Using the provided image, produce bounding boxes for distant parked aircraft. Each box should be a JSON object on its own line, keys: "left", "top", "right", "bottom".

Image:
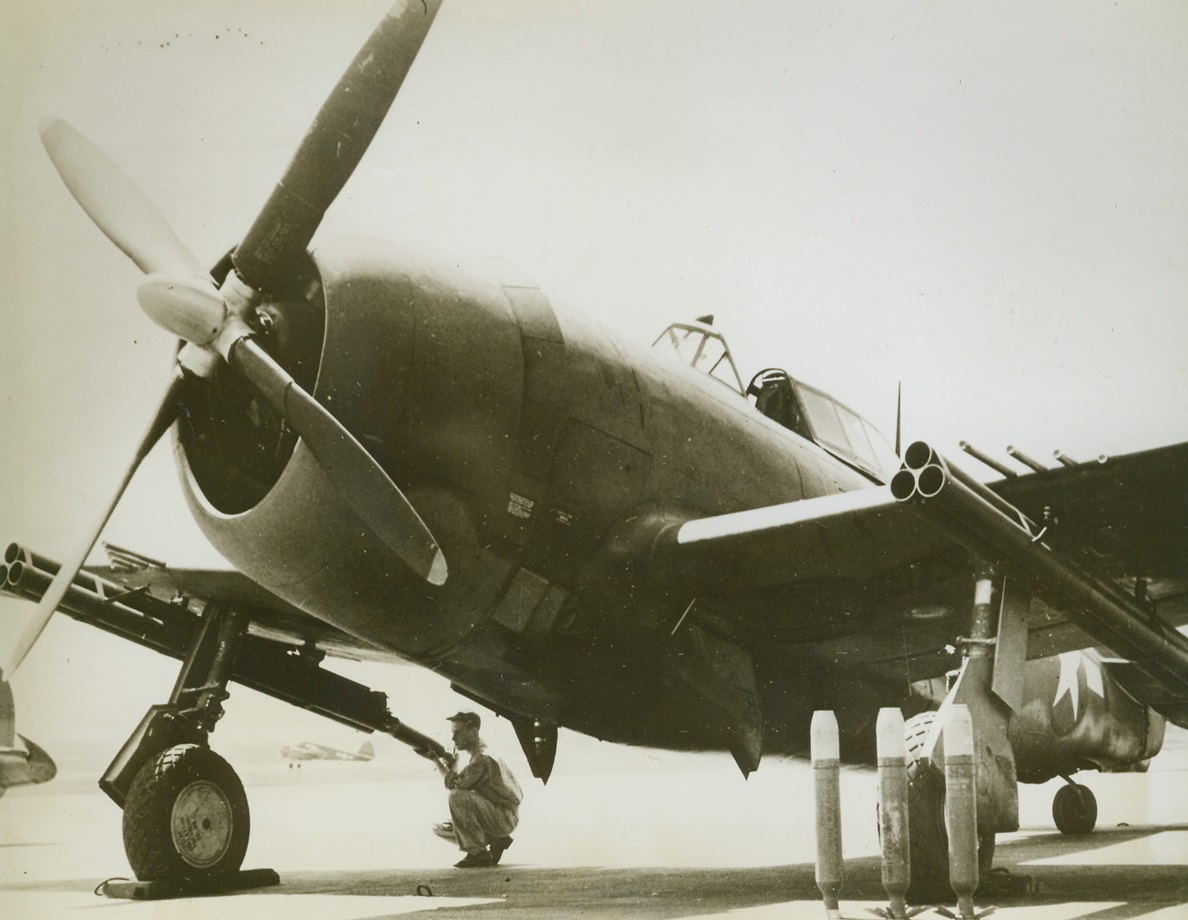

{"left": 281, "top": 740, "right": 375, "bottom": 763}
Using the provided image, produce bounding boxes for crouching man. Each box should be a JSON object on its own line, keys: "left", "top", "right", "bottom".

{"left": 434, "top": 710, "right": 523, "bottom": 868}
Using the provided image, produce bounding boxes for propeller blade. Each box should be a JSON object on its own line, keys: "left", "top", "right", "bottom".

{"left": 229, "top": 337, "right": 447, "bottom": 585}
{"left": 233, "top": 0, "right": 443, "bottom": 293}
{"left": 39, "top": 119, "right": 208, "bottom": 279}
{"left": 27, "top": 0, "right": 450, "bottom": 667}
{"left": 3, "top": 373, "right": 187, "bottom": 676}
{"left": 138, "top": 273, "right": 228, "bottom": 346}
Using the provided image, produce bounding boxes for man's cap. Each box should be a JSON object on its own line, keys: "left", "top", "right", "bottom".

{"left": 447, "top": 710, "right": 481, "bottom": 729}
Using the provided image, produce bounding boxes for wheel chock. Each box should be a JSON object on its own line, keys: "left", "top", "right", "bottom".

{"left": 97, "top": 867, "right": 280, "bottom": 900}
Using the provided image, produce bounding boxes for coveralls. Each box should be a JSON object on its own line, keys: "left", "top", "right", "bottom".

{"left": 444, "top": 744, "right": 522, "bottom": 853}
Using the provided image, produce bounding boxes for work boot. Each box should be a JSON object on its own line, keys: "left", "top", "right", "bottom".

{"left": 454, "top": 850, "right": 494, "bottom": 869}
{"left": 489, "top": 836, "right": 514, "bottom": 865}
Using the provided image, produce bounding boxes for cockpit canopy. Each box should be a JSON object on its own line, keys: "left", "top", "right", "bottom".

{"left": 747, "top": 368, "right": 897, "bottom": 482}
{"left": 651, "top": 320, "right": 897, "bottom": 482}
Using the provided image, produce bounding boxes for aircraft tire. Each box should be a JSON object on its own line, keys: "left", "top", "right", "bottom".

{"left": 1052, "top": 782, "right": 1097, "bottom": 835}
{"left": 122, "top": 743, "right": 250, "bottom": 882}
{"left": 903, "top": 711, "right": 995, "bottom": 901}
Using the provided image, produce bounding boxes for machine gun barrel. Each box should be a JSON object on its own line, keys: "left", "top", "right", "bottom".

{"left": 958, "top": 440, "right": 1017, "bottom": 478}
{"left": 1006, "top": 445, "right": 1049, "bottom": 473}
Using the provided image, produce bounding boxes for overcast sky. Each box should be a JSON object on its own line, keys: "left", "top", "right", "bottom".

{"left": 2, "top": 1, "right": 1186, "bottom": 759}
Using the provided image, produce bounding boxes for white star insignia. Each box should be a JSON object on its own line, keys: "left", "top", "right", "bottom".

{"left": 1053, "top": 651, "right": 1104, "bottom": 720}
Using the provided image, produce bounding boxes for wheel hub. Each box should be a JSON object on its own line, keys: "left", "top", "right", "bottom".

{"left": 171, "top": 779, "right": 234, "bottom": 868}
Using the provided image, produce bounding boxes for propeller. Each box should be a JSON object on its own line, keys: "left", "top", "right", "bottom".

{"left": 234, "top": 0, "right": 444, "bottom": 292}
{"left": 38, "top": 119, "right": 209, "bottom": 279}
{"left": 8, "top": 1, "right": 447, "bottom": 675}
{"left": 3, "top": 374, "right": 187, "bottom": 677}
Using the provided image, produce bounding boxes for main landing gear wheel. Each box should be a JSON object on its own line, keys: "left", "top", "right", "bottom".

{"left": 1052, "top": 781, "right": 1097, "bottom": 835}
{"left": 122, "top": 744, "right": 250, "bottom": 882}
{"left": 903, "top": 711, "right": 995, "bottom": 900}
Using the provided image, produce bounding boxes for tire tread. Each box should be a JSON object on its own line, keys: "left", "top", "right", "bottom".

{"left": 122, "top": 743, "right": 249, "bottom": 882}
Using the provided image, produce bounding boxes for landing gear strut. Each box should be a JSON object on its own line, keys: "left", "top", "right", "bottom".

{"left": 905, "top": 570, "right": 1026, "bottom": 900}
{"left": 101, "top": 601, "right": 252, "bottom": 883}
{"left": 903, "top": 710, "right": 997, "bottom": 899}
{"left": 95, "top": 596, "right": 452, "bottom": 889}
{"left": 1052, "top": 777, "right": 1097, "bottom": 834}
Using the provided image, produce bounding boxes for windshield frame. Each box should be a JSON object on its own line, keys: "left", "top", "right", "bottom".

{"left": 651, "top": 322, "right": 745, "bottom": 394}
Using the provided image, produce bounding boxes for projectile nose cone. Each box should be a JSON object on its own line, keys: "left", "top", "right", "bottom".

{"left": 876, "top": 708, "right": 907, "bottom": 758}
{"left": 137, "top": 273, "right": 227, "bottom": 346}
{"left": 427, "top": 548, "right": 448, "bottom": 587}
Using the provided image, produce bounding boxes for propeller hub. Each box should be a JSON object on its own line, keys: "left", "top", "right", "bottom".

{"left": 138, "top": 274, "right": 227, "bottom": 346}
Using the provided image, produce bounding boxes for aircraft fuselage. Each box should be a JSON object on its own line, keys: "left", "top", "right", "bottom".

{"left": 178, "top": 240, "right": 1161, "bottom": 770}
{"left": 176, "top": 240, "right": 896, "bottom": 761}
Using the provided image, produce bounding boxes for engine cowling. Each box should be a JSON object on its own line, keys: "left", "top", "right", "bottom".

{"left": 176, "top": 240, "right": 525, "bottom": 660}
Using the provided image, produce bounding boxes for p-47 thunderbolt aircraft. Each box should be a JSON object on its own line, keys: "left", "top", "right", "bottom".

{"left": 3, "top": 0, "right": 1186, "bottom": 896}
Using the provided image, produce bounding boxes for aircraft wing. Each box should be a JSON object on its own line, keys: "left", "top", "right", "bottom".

{"left": 2, "top": 541, "right": 453, "bottom": 741}
{"left": 91, "top": 558, "right": 406, "bottom": 664}
{"left": 2, "top": 543, "right": 404, "bottom": 666}
{"left": 992, "top": 442, "right": 1188, "bottom": 585}
{"left": 663, "top": 441, "right": 1188, "bottom": 691}
{"left": 665, "top": 484, "right": 997, "bottom": 683}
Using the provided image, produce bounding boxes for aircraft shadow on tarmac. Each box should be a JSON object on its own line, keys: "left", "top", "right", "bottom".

{"left": 260, "top": 824, "right": 1188, "bottom": 918}
{"left": 271, "top": 863, "right": 842, "bottom": 918}
{"left": 2, "top": 825, "right": 1184, "bottom": 918}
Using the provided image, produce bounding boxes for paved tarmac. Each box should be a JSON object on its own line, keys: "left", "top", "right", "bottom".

{"left": 1, "top": 743, "right": 1185, "bottom": 919}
